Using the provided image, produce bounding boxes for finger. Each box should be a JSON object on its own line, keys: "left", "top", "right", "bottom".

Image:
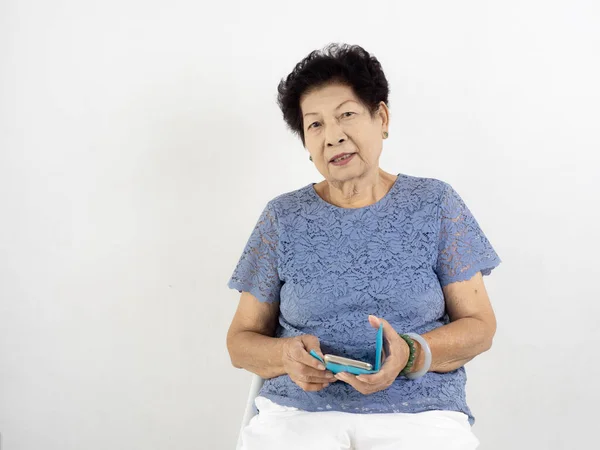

{"left": 355, "top": 355, "right": 402, "bottom": 386}
{"left": 289, "top": 339, "right": 327, "bottom": 371}
{"left": 286, "top": 342, "right": 337, "bottom": 382}
{"left": 368, "top": 314, "right": 381, "bottom": 329}
{"left": 369, "top": 315, "right": 402, "bottom": 351}
{"left": 300, "top": 335, "right": 325, "bottom": 361}
{"left": 355, "top": 372, "right": 383, "bottom": 385}
{"left": 295, "top": 368, "right": 337, "bottom": 384}
{"left": 334, "top": 372, "right": 373, "bottom": 395}
{"left": 355, "top": 369, "right": 392, "bottom": 385}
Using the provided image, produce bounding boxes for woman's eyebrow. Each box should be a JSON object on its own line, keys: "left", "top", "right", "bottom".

{"left": 303, "top": 100, "right": 357, "bottom": 118}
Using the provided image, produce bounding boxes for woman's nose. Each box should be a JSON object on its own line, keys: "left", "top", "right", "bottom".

{"left": 324, "top": 120, "right": 347, "bottom": 146}
{"left": 327, "top": 137, "right": 346, "bottom": 146}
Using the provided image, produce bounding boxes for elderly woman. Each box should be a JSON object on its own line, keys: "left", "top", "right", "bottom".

{"left": 226, "top": 43, "right": 501, "bottom": 450}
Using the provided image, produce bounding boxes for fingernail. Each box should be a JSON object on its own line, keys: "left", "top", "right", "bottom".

{"left": 323, "top": 383, "right": 330, "bottom": 388}
{"left": 356, "top": 376, "right": 366, "bottom": 382}
{"left": 317, "top": 364, "right": 326, "bottom": 370}
{"left": 326, "top": 373, "right": 335, "bottom": 378}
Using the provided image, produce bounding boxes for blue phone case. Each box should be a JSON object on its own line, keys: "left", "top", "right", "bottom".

{"left": 309, "top": 323, "right": 384, "bottom": 375}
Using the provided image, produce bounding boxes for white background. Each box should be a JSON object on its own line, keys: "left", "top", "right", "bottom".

{"left": 1, "top": 1, "right": 599, "bottom": 449}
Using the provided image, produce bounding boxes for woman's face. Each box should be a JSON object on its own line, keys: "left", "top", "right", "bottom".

{"left": 300, "top": 83, "right": 389, "bottom": 183}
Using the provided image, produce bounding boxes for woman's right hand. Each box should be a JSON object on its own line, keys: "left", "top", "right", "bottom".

{"left": 282, "top": 335, "right": 337, "bottom": 392}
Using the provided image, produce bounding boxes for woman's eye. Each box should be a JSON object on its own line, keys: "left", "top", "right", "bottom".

{"left": 308, "top": 114, "right": 352, "bottom": 130}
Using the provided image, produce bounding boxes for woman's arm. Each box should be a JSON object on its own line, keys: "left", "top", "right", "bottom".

{"left": 334, "top": 271, "right": 497, "bottom": 395}
{"left": 226, "top": 291, "right": 288, "bottom": 379}
{"left": 227, "top": 292, "right": 334, "bottom": 391}
{"left": 410, "top": 271, "right": 497, "bottom": 374}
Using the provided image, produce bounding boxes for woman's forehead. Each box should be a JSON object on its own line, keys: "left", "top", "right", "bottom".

{"left": 300, "top": 83, "right": 361, "bottom": 114}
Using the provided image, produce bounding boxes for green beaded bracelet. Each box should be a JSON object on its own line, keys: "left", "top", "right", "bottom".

{"left": 398, "top": 333, "right": 417, "bottom": 376}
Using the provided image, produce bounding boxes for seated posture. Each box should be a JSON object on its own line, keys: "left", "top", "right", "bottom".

{"left": 227, "top": 43, "right": 501, "bottom": 450}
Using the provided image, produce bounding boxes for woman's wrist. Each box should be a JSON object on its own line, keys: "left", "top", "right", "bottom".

{"left": 398, "top": 334, "right": 417, "bottom": 376}
{"left": 397, "top": 333, "right": 431, "bottom": 378}
{"left": 407, "top": 340, "right": 423, "bottom": 374}
{"left": 404, "top": 333, "right": 432, "bottom": 379}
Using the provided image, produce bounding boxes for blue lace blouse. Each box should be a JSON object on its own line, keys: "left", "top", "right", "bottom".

{"left": 228, "top": 173, "right": 501, "bottom": 425}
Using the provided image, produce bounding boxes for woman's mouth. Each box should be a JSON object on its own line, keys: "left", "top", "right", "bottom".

{"left": 330, "top": 153, "right": 356, "bottom": 166}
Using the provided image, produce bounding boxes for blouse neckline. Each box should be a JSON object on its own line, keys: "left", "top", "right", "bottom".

{"left": 308, "top": 173, "right": 405, "bottom": 211}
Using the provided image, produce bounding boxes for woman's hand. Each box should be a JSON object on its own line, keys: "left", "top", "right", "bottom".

{"left": 282, "top": 335, "right": 337, "bottom": 392}
{"left": 334, "top": 315, "right": 410, "bottom": 395}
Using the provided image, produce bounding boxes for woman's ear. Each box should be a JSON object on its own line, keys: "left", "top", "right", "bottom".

{"left": 378, "top": 101, "right": 390, "bottom": 129}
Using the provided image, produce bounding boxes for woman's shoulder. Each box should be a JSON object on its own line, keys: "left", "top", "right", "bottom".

{"left": 263, "top": 183, "right": 317, "bottom": 214}
{"left": 395, "top": 173, "right": 452, "bottom": 202}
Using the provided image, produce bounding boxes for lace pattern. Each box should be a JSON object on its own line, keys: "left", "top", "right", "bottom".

{"left": 227, "top": 173, "right": 501, "bottom": 425}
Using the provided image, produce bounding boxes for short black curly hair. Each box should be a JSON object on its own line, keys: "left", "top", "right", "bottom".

{"left": 277, "top": 43, "right": 390, "bottom": 147}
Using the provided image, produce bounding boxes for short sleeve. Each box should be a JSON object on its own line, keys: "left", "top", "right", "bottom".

{"left": 227, "top": 202, "right": 282, "bottom": 303}
{"left": 434, "top": 183, "right": 501, "bottom": 287}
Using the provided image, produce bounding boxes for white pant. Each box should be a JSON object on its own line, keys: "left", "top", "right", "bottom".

{"left": 241, "top": 396, "right": 480, "bottom": 450}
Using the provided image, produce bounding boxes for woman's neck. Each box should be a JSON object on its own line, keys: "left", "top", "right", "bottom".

{"left": 321, "top": 170, "right": 397, "bottom": 209}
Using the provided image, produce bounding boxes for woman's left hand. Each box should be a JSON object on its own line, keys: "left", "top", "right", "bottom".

{"left": 334, "top": 315, "right": 410, "bottom": 395}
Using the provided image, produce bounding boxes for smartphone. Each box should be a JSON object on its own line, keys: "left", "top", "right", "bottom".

{"left": 324, "top": 354, "right": 373, "bottom": 371}
{"left": 308, "top": 322, "right": 384, "bottom": 375}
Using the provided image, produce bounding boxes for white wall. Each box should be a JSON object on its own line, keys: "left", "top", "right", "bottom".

{"left": 1, "top": 1, "right": 598, "bottom": 449}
